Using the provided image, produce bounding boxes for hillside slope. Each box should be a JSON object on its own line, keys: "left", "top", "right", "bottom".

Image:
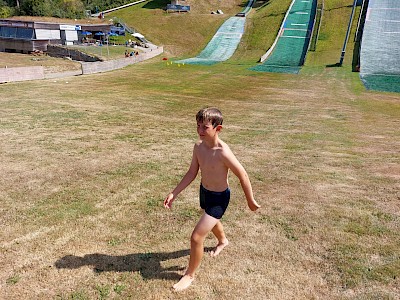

{"left": 0, "top": 0, "right": 358, "bottom": 69}
{"left": 109, "top": 0, "right": 245, "bottom": 56}
{"left": 109, "top": 0, "right": 357, "bottom": 68}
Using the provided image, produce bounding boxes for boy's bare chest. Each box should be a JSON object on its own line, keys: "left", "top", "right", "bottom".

{"left": 197, "top": 148, "right": 225, "bottom": 171}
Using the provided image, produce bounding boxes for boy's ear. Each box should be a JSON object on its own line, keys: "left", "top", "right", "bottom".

{"left": 216, "top": 125, "right": 223, "bottom": 132}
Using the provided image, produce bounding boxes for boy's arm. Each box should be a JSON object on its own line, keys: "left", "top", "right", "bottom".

{"left": 164, "top": 146, "right": 199, "bottom": 209}
{"left": 222, "top": 147, "right": 260, "bottom": 211}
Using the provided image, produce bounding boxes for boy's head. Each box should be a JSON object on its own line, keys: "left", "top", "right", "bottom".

{"left": 196, "top": 107, "right": 223, "bottom": 128}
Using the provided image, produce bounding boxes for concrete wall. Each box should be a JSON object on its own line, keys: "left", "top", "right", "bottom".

{"left": 0, "top": 66, "right": 44, "bottom": 83}
{"left": 0, "top": 46, "right": 163, "bottom": 83}
{"left": 81, "top": 46, "right": 163, "bottom": 74}
{"left": 47, "top": 45, "right": 101, "bottom": 62}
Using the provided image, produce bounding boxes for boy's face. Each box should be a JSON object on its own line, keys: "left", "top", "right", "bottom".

{"left": 197, "top": 120, "right": 221, "bottom": 140}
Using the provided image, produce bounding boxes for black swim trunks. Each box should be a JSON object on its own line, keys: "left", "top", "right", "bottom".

{"left": 199, "top": 184, "right": 230, "bottom": 219}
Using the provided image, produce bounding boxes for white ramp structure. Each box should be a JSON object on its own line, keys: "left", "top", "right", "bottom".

{"left": 175, "top": 0, "right": 254, "bottom": 65}
{"left": 360, "top": 0, "right": 400, "bottom": 92}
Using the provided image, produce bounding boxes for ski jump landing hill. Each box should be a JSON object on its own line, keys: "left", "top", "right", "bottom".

{"left": 251, "top": 0, "right": 317, "bottom": 74}
{"left": 175, "top": 0, "right": 317, "bottom": 72}
{"left": 360, "top": 0, "right": 400, "bottom": 93}
{"left": 175, "top": 0, "right": 255, "bottom": 65}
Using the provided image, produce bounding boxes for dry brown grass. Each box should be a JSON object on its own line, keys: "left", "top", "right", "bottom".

{"left": 1, "top": 0, "right": 400, "bottom": 299}
{"left": 0, "top": 60, "right": 399, "bottom": 299}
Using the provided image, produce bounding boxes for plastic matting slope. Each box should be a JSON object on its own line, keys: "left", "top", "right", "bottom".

{"left": 176, "top": 17, "right": 245, "bottom": 65}
{"left": 175, "top": 0, "right": 255, "bottom": 65}
{"left": 250, "top": 0, "right": 317, "bottom": 74}
{"left": 360, "top": 0, "right": 400, "bottom": 93}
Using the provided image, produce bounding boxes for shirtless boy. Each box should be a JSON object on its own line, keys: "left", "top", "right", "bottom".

{"left": 164, "top": 107, "right": 260, "bottom": 291}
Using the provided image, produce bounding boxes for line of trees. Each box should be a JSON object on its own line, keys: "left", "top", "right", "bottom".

{"left": 0, "top": 0, "right": 136, "bottom": 19}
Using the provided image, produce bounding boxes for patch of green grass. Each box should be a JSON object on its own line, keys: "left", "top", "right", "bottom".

{"left": 46, "top": 110, "right": 87, "bottom": 120}
{"left": 107, "top": 237, "right": 126, "bottom": 247}
{"left": 68, "top": 44, "right": 131, "bottom": 60}
{"left": 96, "top": 284, "right": 111, "bottom": 300}
{"left": 6, "top": 274, "right": 20, "bottom": 285}
{"left": 352, "top": 97, "right": 400, "bottom": 119}
{"left": 335, "top": 244, "right": 370, "bottom": 288}
{"left": 57, "top": 290, "right": 90, "bottom": 300}
{"left": 257, "top": 214, "right": 301, "bottom": 241}
{"left": 318, "top": 32, "right": 328, "bottom": 41}
{"left": 113, "top": 283, "right": 126, "bottom": 295}
{"left": 146, "top": 196, "right": 160, "bottom": 210}
{"left": 113, "top": 133, "right": 140, "bottom": 142}
{"left": 179, "top": 207, "right": 198, "bottom": 219}
{"left": 372, "top": 211, "right": 395, "bottom": 222}
{"left": 343, "top": 217, "right": 389, "bottom": 237}
{"left": 332, "top": 242, "right": 399, "bottom": 289}
{"left": 56, "top": 200, "right": 95, "bottom": 220}
{"left": 27, "top": 188, "right": 98, "bottom": 225}
{"left": 353, "top": 291, "right": 398, "bottom": 300}
{"left": 279, "top": 220, "right": 298, "bottom": 241}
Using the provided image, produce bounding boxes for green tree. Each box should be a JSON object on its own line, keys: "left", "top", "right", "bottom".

{"left": 0, "top": 1, "right": 14, "bottom": 17}
{"left": 0, "top": 5, "right": 13, "bottom": 18}
{"left": 20, "top": 0, "right": 52, "bottom": 16}
{"left": 61, "top": 0, "right": 85, "bottom": 18}
{"left": 3, "top": 0, "right": 135, "bottom": 17}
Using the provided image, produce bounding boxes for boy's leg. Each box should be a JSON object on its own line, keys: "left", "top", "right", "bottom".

{"left": 210, "top": 221, "right": 229, "bottom": 257}
{"left": 173, "top": 213, "right": 219, "bottom": 291}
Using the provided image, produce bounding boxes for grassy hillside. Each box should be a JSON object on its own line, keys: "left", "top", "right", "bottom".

{"left": 1, "top": 55, "right": 399, "bottom": 300}
{"left": 109, "top": 0, "right": 292, "bottom": 60}
{"left": 233, "top": 0, "right": 293, "bottom": 63}
{"left": 306, "top": 0, "right": 361, "bottom": 68}
{"left": 1, "top": 1, "right": 399, "bottom": 300}
{"left": 108, "top": 0, "right": 360, "bottom": 68}
{"left": 1, "top": 0, "right": 360, "bottom": 68}
{"left": 109, "top": 0, "right": 246, "bottom": 57}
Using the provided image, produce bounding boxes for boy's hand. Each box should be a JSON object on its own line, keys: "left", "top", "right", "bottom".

{"left": 164, "top": 193, "right": 174, "bottom": 209}
{"left": 248, "top": 200, "right": 261, "bottom": 211}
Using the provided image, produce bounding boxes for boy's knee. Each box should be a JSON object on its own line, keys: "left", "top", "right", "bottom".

{"left": 190, "top": 232, "right": 205, "bottom": 245}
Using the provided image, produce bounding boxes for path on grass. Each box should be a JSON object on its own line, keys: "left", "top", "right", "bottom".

{"left": 92, "top": 0, "right": 147, "bottom": 17}
{"left": 175, "top": 0, "right": 255, "bottom": 65}
{"left": 360, "top": 0, "right": 400, "bottom": 93}
{"left": 250, "top": 0, "right": 317, "bottom": 74}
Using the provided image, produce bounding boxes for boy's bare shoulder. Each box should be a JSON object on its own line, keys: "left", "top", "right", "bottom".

{"left": 193, "top": 140, "right": 204, "bottom": 154}
{"left": 218, "top": 140, "right": 237, "bottom": 161}
{"left": 219, "top": 139, "right": 232, "bottom": 152}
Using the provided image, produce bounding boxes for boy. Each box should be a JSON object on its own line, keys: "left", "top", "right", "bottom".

{"left": 164, "top": 107, "right": 260, "bottom": 291}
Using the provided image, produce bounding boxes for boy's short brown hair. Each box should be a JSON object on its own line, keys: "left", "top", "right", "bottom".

{"left": 196, "top": 107, "right": 223, "bottom": 128}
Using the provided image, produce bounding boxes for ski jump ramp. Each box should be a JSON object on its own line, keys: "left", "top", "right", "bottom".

{"left": 175, "top": 0, "right": 255, "bottom": 65}
{"left": 250, "top": 0, "right": 317, "bottom": 74}
{"left": 360, "top": 0, "right": 400, "bottom": 93}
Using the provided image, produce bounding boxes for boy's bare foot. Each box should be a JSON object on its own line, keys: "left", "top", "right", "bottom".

{"left": 210, "top": 239, "right": 229, "bottom": 257}
{"left": 173, "top": 275, "right": 194, "bottom": 291}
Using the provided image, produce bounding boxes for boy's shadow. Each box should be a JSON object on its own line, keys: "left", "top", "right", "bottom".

{"left": 55, "top": 248, "right": 213, "bottom": 280}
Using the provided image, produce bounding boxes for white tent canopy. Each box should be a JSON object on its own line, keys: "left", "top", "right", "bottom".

{"left": 132, "top": 32, "right": 144, "bottom": 39}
